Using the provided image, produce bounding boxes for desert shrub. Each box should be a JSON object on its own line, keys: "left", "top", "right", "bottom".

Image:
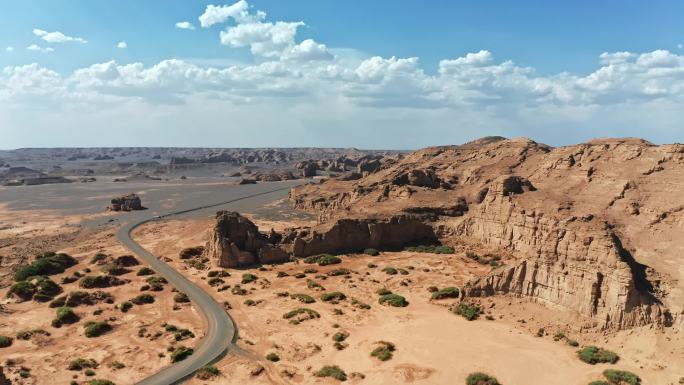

{"left": 427, "top": 286, "right": 438, "bottom": 293}
{"left": 241, "top": 273, "right": 258, "bottom": 284}
{"left": 16, "top": 329, "right": 49, "bottom": 340}
{"left": 8, "top": 280, "right": 37, "bottom": 300}
{"left": 231, "top": 285, "right": 247, "bottom": 295}
{"left": 137, "top": 267, "right": 154, "bottom": 276}
{"left": 102, "top": 263, "right": 130, "bottom": 276}
{"left": 179, "top": 246, "right": 204, "bottom": 259}
{"left": 334, "top": 341, "right": 347, "bottom": 350}
{"left": 84, "top": 321, "right": 112, "bottom": 338}
{"left": 207, "top": 270, "right": 230, "bottom": 278}
{"left": 306, "top": 279, "right": 325, "bottom": 291}
{"left": 84, "top": 369, "right": 96, "bottom": 376}
{"left": 170, "top": 346, "right": 194, "bottom": 362}
{"left": 208, "top": 277, "right": 225, "bottom": 287}
{"left": 321, "top": 291, "right": 347, "bottom": 302}
{"left": 602, "top": 369, "right": 640, "bottom": 385}
{"left": 120, "top": 301, "right": 133, "bottom": 313}
{"left": 568, "top": 339, "right": 579, "bottom": 347}
{"left": 364, "top": 248, "right": 380, "bottom": 256}
{"left": 455, "top": 303, "right": 481, "bottom": 321}
{"left": 55, "top": 306, "right": 80, "bottom": 324}
{"left": 588, "top": 382, "right": 610, "bottom": 385}
{"left": 382, "top": 267, "right": 398, "bottom": 275}
{"left": 332, "top": 331, "right": 349, "bottom": 342}
{"left": 68, "top": 358, "right": 99, "bottom": 371}
{"left": 283, "top": 308, "right": 320, "bottom": 324}
{"left": 327, "top": 268, "right": 351, "bottom": 276}
{"left": 244, "top": 299, "right": 256, "bottom": 306}
{"left": 370, "top": 341, "right": 395, "bottom": 361}
{"left": 174, "top": 328, "right": 195, "bottom": 341}
{"left": 91, "top": 253, "right": 109, "bottom": 264}
{"left": 79, "top": 275, "right": 125, "bottom": 289}
{"left": 291, "top": 293, "right": 316, "bottom": 304}
{"left": 87, "top": 380, "right": 115, "bottom": 385}
{"left": 378, "top": 294, "right": 408, "bottom": 307}
{"left": 315, "top": 365, "right": 347, "bottom": 381}
{"left": 404, "top": 245, "right": 455, "bottom": 254}
{"left": 196, "top": 365, "right": 220, "bottom": 380}
{"left": 174, "top": 293, "right": 190, "bottom": 303}
{"left": 0, "top": 335, "right": 12, "bottom": 348}
{"left": 367, "top": 263, "right": 378, "bottom": 268}
{"left": 131, "top": 294, "right": 155, "bottom": 305}
{"left": 318, "top": 255, "right": 342, "bottom": 266}
{"left": 276, "top": 271, "right": 289, "bottom": 278}
{"left": 553, "top": 331, "right": 566, "bottom": 341}
{"left": 14, "top": 252, "right": 78, "bottom": 281}
{"left": 431, "top": 287, "right": 460, "bottom": 300}
{"left": 466, "top": 372, "right": 500, "bottom": 385}
{"left": 109, "top": 361, "right": 125, "bottom": 370}
{"left": 578, "top": 346, "right": 619, "bottom": 365}
{"left": 145, "top": 276, "right": 167, "bottom": 285}
{"left": 265, "top": 352, "right": 280, "bottom": 362}
{"left": 351, "top": 298, "right": 371, "bottom": 310}
{"left": 376, "top": 287, "right": 392, "bottom": 295}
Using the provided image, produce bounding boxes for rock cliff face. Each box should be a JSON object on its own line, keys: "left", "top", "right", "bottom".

{"left": 289, "top": 137, "right": 682, "bottom": 330}
{"left": 205, "top": 211, "right": 436, "bottom": 268}
{"left": 108, "top": 193, "right": 145, "bottom": 212}
{"left": 0, "top": 366, "right": 10, "bottom": 385}
{"left": 454, "top": 177, "right": 665, "bottom": 330}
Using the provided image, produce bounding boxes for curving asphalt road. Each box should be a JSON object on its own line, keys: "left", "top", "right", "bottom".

{"left": 117, "top": 185, "right": 296, "bottom": 385}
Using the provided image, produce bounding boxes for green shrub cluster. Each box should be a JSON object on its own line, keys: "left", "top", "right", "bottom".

{"left": 454, "top": 303, "right": 481, "bottom": 320}
{"left": 431, "top": 287, "right": 459, "bottom": 300}
{"left": 196, "top": 365, "right": 220, "bottom": 380}
{"left": 601, "top": 369, "right": 640, "bottom": 385}
{"left": 136, "top": 267, "right": 154, "bottom": 276}
{"left": 327, "top": 268, "right": 351, "bottom": 276}
{"left": 314, "top": 365, "right": 347, "bottom": 381}
{"left": 0, "top": 335, "right": 12, "bottom": 348}
{"left": 378, "top": 294, "right": 408, "bottom": 307}
{"left": 16, "top": 329, "right": 50, "bottom": 340}
{"left": 332, "top": 331, "right": 349, "bottom": 342}
{"left": 465, "top": 252, "right": 502, "bottom": 267}
{"left": 382, "top": 267, "right": 398, "bottom": 275}
{"left": 371, "top": 341, "right": 395, "bottom": 361}
{"left": 131, "top": 294, "right": 155, "bottom": 305}
{"left": 79, "top": 275, "right": 125, "bottom": 289}
{"left": 241, "top": 273, "right": 258, "bottom": 284}
{"left": 9, "top": 276, "right": 63, "bottom": 302}
{"left": 404, "top": 245, "right": 455, "bottom": 254}
{"left": 351, "top": 298, "right": 371, "bottom": 310}
{"left": 68, "top": 358, "right": 99, "bottom": 371}
{"left": 170, "top": 346, "right": 194, "bottom": 363}
{"left": 179, "top": 246, "right": 204, "bottom": 259}
{"left": 265, "top": 352, "right": 280, "bottom": 362}
{"left": 283, "top": 308, "right": 320, "bottom": 324}
{"left": 87, "top": 380, "right": 115, "bottom": 385}
{"left": 304, "top": 254, "right": 342, "bottom": 266}
{"left": 84, "top": 321, "right": 112, "bottom": 338}
{"left": 290, "top": 293, "right": 316, "bottom": 304}
{"left": 364, "top": 248, "right": 380, "bottom": 256}
{"left": 14, "top": 252, "right": 78, "bottom": 281}
{"left": 174, "top": 293, "right": 190, "bottom": 303}
{"left": 54, "top": 306, "right": 80, "bottom": 326}
{"left": 321, "top": 291, "right": 347, "bottom": 302}
{"left": 465, "top": 372, "right": 500, "bottom": 385}
{"left": 578, "top": 346, "right": 619, "bottom": 365}
{"left": 307, "top": 279, "right": 325, "bottom": 290}
{"left": 120, "top": 301, "right": 133, "bottom": 313}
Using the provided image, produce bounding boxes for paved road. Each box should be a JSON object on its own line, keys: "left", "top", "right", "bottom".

{"left": 117, "top": 185, "right": 296, "bottom": 385}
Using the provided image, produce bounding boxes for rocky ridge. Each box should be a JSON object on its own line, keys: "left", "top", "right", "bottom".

{"left": 287, "top": 137, "right": 684, "bottom": 330}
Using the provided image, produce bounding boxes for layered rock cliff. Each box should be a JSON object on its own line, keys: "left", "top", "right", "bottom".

{"left": 288, "top": 137, "right": 682, "bottom": 330}
{"left": 205, "top": 211, "right": 436, "bottom": 268}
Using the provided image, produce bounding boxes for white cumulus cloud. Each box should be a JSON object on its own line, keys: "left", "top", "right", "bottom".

{"left": 117, "top": 41, "right": 127, "bottom": 49}
{"left": 26, "top": 44, "right": 54, "bottom": 53}
{"left": 199, "top": 0, "right": 264, "bottom": 28}
{"left": 33, "top": 29, "right": 87, "bottom": 44}
{"left": 175, "top": 21, "right": 195, "bottom": 30}
{"left": 5, "top": 46, "right": 13, "bottom": 52}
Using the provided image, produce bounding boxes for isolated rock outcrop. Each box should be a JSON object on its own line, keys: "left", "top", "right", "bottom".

{"left": 108, "top": 193, "right": 145, "bottom": 212}
{"left": 206, "top": 211, "right": 436, "bottom": 268}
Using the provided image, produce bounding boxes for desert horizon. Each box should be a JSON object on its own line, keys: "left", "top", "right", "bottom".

{"left": 2, "top": 1, "right": 683, "bottom": 385}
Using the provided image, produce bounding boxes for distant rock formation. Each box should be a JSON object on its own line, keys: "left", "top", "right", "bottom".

{"left": 205, "top": 211, "right": 436, "bottom": 268}
{"left": 108, "top": 193, "right": 145, "bottom": 212}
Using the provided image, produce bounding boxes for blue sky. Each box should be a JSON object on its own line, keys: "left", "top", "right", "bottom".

{"left": 1, "top": 1, "right": 683, "bottom": 149}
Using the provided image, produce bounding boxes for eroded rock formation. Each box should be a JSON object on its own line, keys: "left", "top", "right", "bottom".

{"left": 288, "top": 137, "right": 681, "bottom": 330}
{"left": 108, "top": 193, "right": 145, "bottom": 212}
{"left": 206, "top": 211, "right": 436, "bottom": 268}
